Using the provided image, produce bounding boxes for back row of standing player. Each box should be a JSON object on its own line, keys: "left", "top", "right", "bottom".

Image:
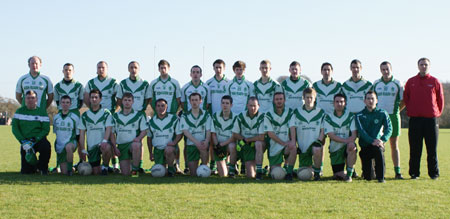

{"left": 14, "top": 56, "right": 419, "bottom": 179}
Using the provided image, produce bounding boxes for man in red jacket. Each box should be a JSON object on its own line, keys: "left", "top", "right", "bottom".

{"left": 403, "top": 58, "right": 444, "bottom": 180}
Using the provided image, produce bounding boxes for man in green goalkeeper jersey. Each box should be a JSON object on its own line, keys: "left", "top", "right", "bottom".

{"left": 323, "top": 93, "right": 358, "bottom": 182}
{"left": 254, "top": 60, "right": 283, "bottom": 113}
{"left": 16, "top": 56, "right": 54, "bottom": 111}
{"left": 265, "top": 92, "right": 297, "bottom": 180}
{"left": 231, "top": 97, "right": 265, "bottom": 179}
{"left": 179, "top": 92, "right": 211, "bottom": 176}
{"left": 148, "top": 98, "right": 183, "bottom": 177}
{"left": 290, "top": 88, "right": 325, "bottom": 180}
{"left": 53, "top": 95, "right": 80, "bottom": 176}
{"left": 12, "top": 90, "right": 51, "bottom": 175}
{"left": 211, "top": 95, "right": 236, "bottom": 177}
{"left": 111, "top": 93, "right": 148, "bottom": 177}
{"left": 79, "top": 89, "right": 114, "bottom": 175}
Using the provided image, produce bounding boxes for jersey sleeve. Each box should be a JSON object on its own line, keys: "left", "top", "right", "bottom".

{"left": 144, "top": 81, "right": 151, "bottom": 99}
{"left": 105, "top": 112, "right": 114, "bottom": 127}
{"left": 116, "top": 82, "right": 124, "bottom": 99}
{"left": 231, "top": 115, "right": 241, "bottom": 134}
{"left": 323, "top": 116, "right": 333, "bottom": 135}
{"left": 179, "top": 116, "right": 188, "bottom": 131}
{"left": 15, "top": 77, "right": 23, "bottom": 94}
{"left": 206, "top": 86, "right": 212, "bottom": 104}
{"left": 350, "top": 116, "right": 357, "bottom": 132}
{"left": 180, "top": 84, "right": 187, "bottom": 103}
{"left": 78, "top": 114, "right": 87, "bottom": 130}
{"left": 205, "top": 114, "right": 211, "bottom": 131}
{"left": 264, "top": 114, "right": 274, "bottom": 132}
{"left": 175, "top": 118, "right": 182, "bottom": 135}
{"left": 84, "top": 81, "right": 91, "bottom": 94}
{"left": 53, "top": 84, "right": 60, "bottom": 103}
{"left": 355, "top": 113, "right": 375, "bottom": 145}
{"left": 258, "top": 115, "right": 265, "bottom": 135}
{"left": 46, "top": 76, "right": 54, "bottom": 94}
{"left": 248, "top": 82, "right": 255, "bottom": 97}
{"left": 175, "top": 80, "right": 181, "bottom": 99}
{"left": 139, "top": 114, "right": 148, "bottom": 131}
{"left": 78, "top": 83, "right": 84, "bottom": 101}
{"left": 210, "top": 114, "right": 217, "bottom": 133}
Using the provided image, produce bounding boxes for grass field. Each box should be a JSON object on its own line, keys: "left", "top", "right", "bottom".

{"left": 0, "top": 126, "right": 449, "bottom": 218}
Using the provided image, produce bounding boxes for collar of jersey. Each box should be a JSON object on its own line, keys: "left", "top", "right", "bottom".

{"left": 120, "top": 109, "right": 135, "bottom": 116}
{"left": 158, "top": 76, "right": 171, "bottom": 83}
{"left": 380, "top": 76, "right": 394, "bottom": 84}
{"left": 214, "top": 75, "right": 226, "bottom": 82}
{"left": 129, "top": 76, "right": 140, "bottom": 83}
{"left": 233, "top": 76, "right": 246, "bottom": 84}
{"left": 246, "top": 110, "right": 259, "bottom": 119}
{"left": 272, "top": 105, "right": 285, "bottom": 116}
{"left": 220, "top": 111, "right": 233, "bottom": 121}
{"left": 190, "top": 80, "right": 204, "bottom": 88}
{"left": 258, "top": 77, "right": 272, "bottom": 85}
{"left": 303, "top": 104, "right": 316, "bottom": 112}
{"left": 97, "top": 76, "right": 108, "bottom": 82}
{"left": 29, "top": 71, "right": 40, "bottom": 79}
{"left": 321, "top": 78, "right": 335, "bottom": 86}
{"left": 290, "top": 76, "right": 301, "bottom": 83}
{"left": 333, "top": 109, "right": 347, "bottom": 118}
{"left": 348, "top": 76, "right": 364, "bottom": 83}
{"left": 188, "top": 109, "right": 204, "bottom": 119}
{"left": 156, "top": 113, "right": 169, "bottom": 120}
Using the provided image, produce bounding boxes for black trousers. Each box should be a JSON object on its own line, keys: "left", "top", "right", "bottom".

{"left": 359, "top": 145, "right": 385, "bottom": 180}
{"left": 20, "top": 137, "right": 51, "bottom": 174}
{"left": 408, "top": 117, "right": 439, "bottom": 178}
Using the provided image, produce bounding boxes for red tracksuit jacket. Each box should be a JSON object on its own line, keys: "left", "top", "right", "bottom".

{"left": 403, "top": 73, "right": 444, "bottom": 118}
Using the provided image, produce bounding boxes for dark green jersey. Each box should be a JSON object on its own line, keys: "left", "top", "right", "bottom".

{"left": 355, "top": 107, "right": 392, "bottom": 147}
{"left": 12, "top": 106, "right": 50, "bottom": 143}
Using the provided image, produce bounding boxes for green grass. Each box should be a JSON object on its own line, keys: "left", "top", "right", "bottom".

{"left": 0, "top": 126, "right": 449, "bottom": 218}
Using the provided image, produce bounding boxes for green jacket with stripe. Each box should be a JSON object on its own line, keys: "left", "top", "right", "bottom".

{"left": 11, "top": 106, "right": 50, "bottom": 143}
{"left": 354, "top": 107, "right": 392, "bottom": 147}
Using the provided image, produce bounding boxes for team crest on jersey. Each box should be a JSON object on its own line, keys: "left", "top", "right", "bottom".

{"left": 39, "top": 82, "right": 42, "bottom": 85}
{"left": 391, "top": 87, "right": 395, "bottom": 91}
{"left": 237, "top": 87, "right": 241, "bottom": 91}
{"left": 61, "top": 121, "right": 65, "bottom": 126}
{"left": 374, "top": 119, "right": 379, "bottom": 124}
{"left": 67, "top": 122, "right": 71, "bottom": 127}
{"left": 163, "top": 85, "right": 166, "bottom": 89}
{"left": 32, "top": 81, "right": 36, "bottom": 85}
{"left": 168, "top": 86, "right": 172, "bottom": 91}
{"left": 244, "top": 87, "right": 247, "bottom": 91}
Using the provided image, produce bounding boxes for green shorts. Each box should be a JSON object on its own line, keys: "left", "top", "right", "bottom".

{"left": 186, "top": 145, "right": 200, "bottom": 162}
{"left": 154, "top": 148, "right": 166, "bottom": 165}
{"left": 269, "top": 148, "right": 286, "bottom": 166}
{"left": 329, "top": 146, "right": 346, "bottom": 166}
{"left": 389, "top": 113, "right": 401, "bottom": 137}
{"left": 118, "top": 142, "right": 132, "bottom": 161}
{"left": 298, "top": 146, "right": 313, "bottom": 167}
{"left": 56, "top": 141, "right": 77, "bottom": 165}
{"left": 88, "top": 146, "right": 101, "bottom": 165}
{"left": 239, "top": 143, "right": 256, "bottom": 162}
{"left": 213, "top": 145, "right": 228, "bottom": 161}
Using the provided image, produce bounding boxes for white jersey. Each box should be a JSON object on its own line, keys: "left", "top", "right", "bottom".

{"left": 206, "top": 76, "right": 229, "bottom": 114}
{"left": 85, "top": 76, "right": 119, "bottom": 112}
{"left": 341, "top": 77, "right": 372, "bottom": 113}
{"left": 264, "top": 108, "right": 294, "bottom": 156}
{"left": 78, "top": 108, "right": 113, "bottom": 150}
{"left": 232, "top": 111, "right": 265, "bottom": 139}
{"left": 179, "top": 110, "right": 211, "bottom": 146}
{"left": 112, "top": 110, "right": 148, "bottom": 145}
{"left": 149, "top": 76, "right": 181, "bottom": 114}
{"left": 16, "top": 72, "right": 54, "bottom": 111}
{"left": 225, "top": 76, "right": 255, "bottom": 114}
{"left": 54, "top": 79, "right": 84, "bottom": 111}
{"left": 281, "top": 76, "right": 311, "bottom": 111}
{"left": 116, "top": 77, "right": 151, "bottom": 112}
{"left": 147, "top": 114, "right": 181, "bottom": 150}
{"left": 211, "top": 111, "right": 237, "bottom": 143}
{"left": 254, "top": 78, "right": 283, "bottom": 113}
{"left": 323, "top": 110, "right": 356, "bottom": 153}
{"left": 313, "top": 79, "right": 342, "bottom": 114}
{"left": 53, "top": 111, "right": 80, "bottom": 153}
{"left": 181, "top": 81, "right": 211, "bottom": 112}
{"left": 292, "top": 106, "right": 325, "bottom": 152}
{"left": 373, "top": 77, "right": 403, "bottom": 115}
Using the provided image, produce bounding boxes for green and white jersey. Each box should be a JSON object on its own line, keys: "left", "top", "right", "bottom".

{"left": 147, "top": 114, "right": 181, "bottom": 150}
{"left": 112, "top": 110, "right": 148, "bottom": 145}
{"left": 181, "top": 81, "right": 211, "bottom": 112}
{"left": 206, "top": 76, "right": 229, "bottom": 114}
{"left": 292, "top": 106, "right": 325, "bottom": 152}
{"left": 78, "top": 108, "right": 113, "bottom": 150}
{"left": 281, "top": 76, "right": 311, "bottom": 111}
{"left": 232, "top": 111, "right": 265, "bottom": 139}
{"left": 53, "top": 111, "right": 80, "bottom": 153}
{"left": 54, "top": 79, "right": 84, "bottom": 111}
{"left": 323, "top": 110, "right": 356, "bottom": 153}
{"left": 16, "top": 72, "right": 54, "bottom": 111}
{"left": 264, "top": 107, "right": 294, "bottom": 156}
{"left": 179, "top": 110, "right": 211, "bottom": 146}
{"left": 373, "top": 77, "right": 403, "bottom": 115}
{"left": 211, "top": 111, "right": 236, "bottom": 143}
{"left": 341, "top": 78, "right": 372, "bottom": 113}
{"left": 313, "top": 79, "right": 342, "bottom": 114}
{"left": 117, "top": 77, "right": 151, "bottom": 112}
{"left": 149, "top": 76, "right": 181, "bottom": 114}
{"left": 85, "top": 76, "right": 119, "bottom": 112}
{"left": 254, "top": 77, "right": 283, "bottom": 113}
{"left": 225, "top": 76, "right": 255, "bottom": 114}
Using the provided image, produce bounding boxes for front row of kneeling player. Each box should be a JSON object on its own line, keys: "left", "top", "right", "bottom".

{"left": 50, "top": 86, "right": 391, "bottom": 182}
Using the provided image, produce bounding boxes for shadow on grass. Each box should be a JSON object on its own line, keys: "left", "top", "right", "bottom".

{"left": 0, "top": 172, "right": 352, "bottom": 185}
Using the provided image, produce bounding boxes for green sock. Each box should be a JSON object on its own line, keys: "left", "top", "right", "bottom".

{"left": 168, "top": 166, "right": 176, "bottom": 174}
{"left": 112, "top": 157, "right": 119, "bottom": 165}
{"left": 229, "top": 165, "right": 235, "bottom": 174}
{"left": 139, "top": 160, "right": 143, "bottom": 169}
{"left": 185, "top": 161, "right": 188, "bottom": 169}
{"left": 346, "top": 167, "right": 354, "bottom": 177}
{"left": 67, "top": 162, "right": 73, "bottom": 173}
{"left": 320, "top": 162, "right": 324, "bottom": 172}
{"left": 256, "top": 164, "right": 263, "bottom": 173}
{"left": 287, "top": 165, "right": 294, "bottom": 174}
{"left": 132, "top": 165, "right": 139, "bottom": 171}
{"left": 394, "top": 166, "right": 401, "bottom": 174}
{"left": 313, "top": 167, "right": 321, "bottom": 174}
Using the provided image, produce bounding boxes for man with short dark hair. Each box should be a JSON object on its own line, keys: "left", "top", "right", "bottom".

{"left": 355, "top": 91, "right": 392, "bottom": 183}
{"left": 404, "top": 58, "right": 444, "bottom": 180}
{"left": 12, "top": 90, "right": 51, "bottom": 175}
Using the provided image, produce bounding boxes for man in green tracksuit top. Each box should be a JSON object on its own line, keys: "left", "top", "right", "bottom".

{"left": 355, "top": 90, "right": 392, "bottom": 182}
{"left": 12, "top": 90, "right": 51, "bottom": 175}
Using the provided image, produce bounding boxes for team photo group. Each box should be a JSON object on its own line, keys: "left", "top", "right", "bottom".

{"left": 12, "top": 55, "right": 444, "bottom": 183}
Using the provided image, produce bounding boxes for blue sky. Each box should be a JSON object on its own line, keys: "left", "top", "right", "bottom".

{"left": 1, "top": 0, "right": 449, "bottom": 99}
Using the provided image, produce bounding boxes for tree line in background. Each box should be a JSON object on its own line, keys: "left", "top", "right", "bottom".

{"left": 1, "top": 80, "right": 449, "bottom": 128}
